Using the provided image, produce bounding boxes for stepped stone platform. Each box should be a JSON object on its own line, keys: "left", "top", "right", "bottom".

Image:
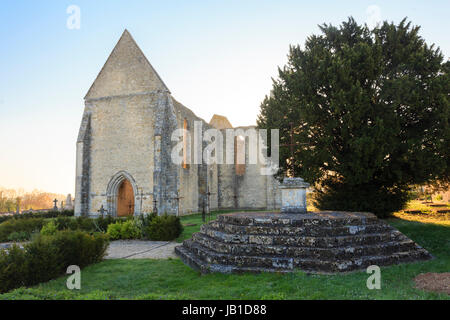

{"left": 175, "top": 211, "right": 433, "bottom": 274}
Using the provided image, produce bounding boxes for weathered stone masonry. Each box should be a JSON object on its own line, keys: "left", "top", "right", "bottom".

{"left": 75, "top": 30, "right": 281, "bottom": 217}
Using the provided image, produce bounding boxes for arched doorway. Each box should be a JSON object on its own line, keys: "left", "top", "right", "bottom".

{"left": 106, "top": 171, "right": 138, "bottom": 217}
{"left": 117, "top": 179, "right": 135, "bottom": 216}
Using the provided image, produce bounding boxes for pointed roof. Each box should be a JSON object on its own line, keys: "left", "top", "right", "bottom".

{"left": 209, "top": 114, "right": 233, "bottom": 129}
{"left": 85, "top": 29, "right": 169, "bottom": 100}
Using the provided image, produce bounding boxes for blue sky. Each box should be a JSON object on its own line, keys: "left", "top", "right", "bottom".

{"left": 0, "top": 0, "right": 448, "bottom": 195}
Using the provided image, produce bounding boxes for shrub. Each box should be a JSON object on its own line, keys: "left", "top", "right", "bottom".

{"left": 106, "top": 220, "right": 140, "bottom": 240}
{"left": 23, "top": 235, "right": 61, "bottom": 285}
{"left": 54, "top": 217, "right": 72, "bottom": 230}
{"left": 106, "top": 222, "right": 122, "bottom": 240}
{"left": 0, "top": 210, "right": 74, "bottom": 224}
{"left": 81, "top": 217, "right": 97, "bottom": 231}
{"left": 0, "top": 245, "right": 28, "bottom": 293}
{"left": 314, "top": 184, "right": 409, "bottom": 219}
{"left": 40, "top": 220, "right": 58, "bottom": 236}
{"left": 120, "top": 220, "right": 140, "bottom": 239}
{"left": 0, "top": 230, "right": 109, "bottom": 293}
{"left": 47, "top": 230, "right": 109, "bottom": 269}
{"left": 0, "top": 218, "right": 45, "bottom": 242}
{"left": 93, "top": 215, "right": 117, "bottom": 232}
{"left": 143, "top": 214, "right": 183, "bottom": 241}
{"left": 54, "top": 216, "right": 112, "bottom": 233}
{"left": 136, "top": 213, "right": 156, "bottom": 231}
{"left": 7, "top": 231, "right": 30, "bottom": 242}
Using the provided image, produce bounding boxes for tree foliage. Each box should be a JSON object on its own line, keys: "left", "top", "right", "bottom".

{"left": 257, "top": 18, "right": 449, "bottom": 217}
{"left": 0, "top": 188, "right": 66, "bottom": 213}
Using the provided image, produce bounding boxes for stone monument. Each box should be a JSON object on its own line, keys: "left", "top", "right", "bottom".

{"left": 280, "top": 177, "right": 309, "bottom": 213}
{"left": 64, "top": 194, "right": 74, "bottom": 210}
{"left": 176, "top": 177, "right": 433, "bottom": 274}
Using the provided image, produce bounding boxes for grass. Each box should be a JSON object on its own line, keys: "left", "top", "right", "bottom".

{"left": 176, "top": 209, "right": 276, "bottom": 242}
{"left": 1, "top": 206, "right": 449, "bottom": 300}
{"left": 392, "top": 200, "right": 450, "bottom": 226}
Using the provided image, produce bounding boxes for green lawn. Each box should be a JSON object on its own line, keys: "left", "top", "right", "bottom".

{"left": 1, "top": 212, "right": 449, "bottom": 300}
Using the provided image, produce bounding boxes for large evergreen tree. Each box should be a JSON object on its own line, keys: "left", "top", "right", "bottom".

{"left": 257, "top": 18, "right": 449, "bottom": 217}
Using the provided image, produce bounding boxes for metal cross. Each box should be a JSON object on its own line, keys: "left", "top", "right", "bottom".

{"left": 232, "top": 194, "right": 239, "bottom": 209}
{"left": 171, "top": 192, "right": 184, "bottom": 217}
{"left": 205, "top": 187, "right": 216, "bottom": 221}
{"left": 201, "top": 201, "right": 206, "bottom": 223}
{"left": 280, "top": 122, "right": 297, "bottom": 177}
{"left": 280, "top": 122, "right": 308, "bottom": 177}
{"left": 153, "top": 197, "right": 158, "bottom": 215}
{"left": 98, "top": 205, "right": 106, "bottom": 216}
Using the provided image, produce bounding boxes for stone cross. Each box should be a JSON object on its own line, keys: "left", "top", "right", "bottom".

{"left": 138, "top": 188, "right": 145, "bottom": 215}
{"left": 65, "top": 194, "right": 74, "bottom": 210}
{"left": 98, "top": 205, "right": 106, "bottom": 216}
{"left": 53, "top": 199, "right": 58, "bottom": 210}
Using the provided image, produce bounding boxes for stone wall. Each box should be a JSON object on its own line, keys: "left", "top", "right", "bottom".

{"left": 75, "top": 30, "right": 281, "bottom": 217}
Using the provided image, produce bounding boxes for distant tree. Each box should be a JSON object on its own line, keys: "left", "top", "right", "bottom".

{"left": 0, "top": 187, "right": 65, "bottom": 212}
{"left": 257, "top": 18, "right": 449, "bottom": 217}
{"left": 15, "top": 197, "right": 22, "bottom": 213}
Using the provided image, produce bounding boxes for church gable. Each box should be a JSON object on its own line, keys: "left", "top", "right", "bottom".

{"left": 85, "top": 30, "right": 169, "bottom": 100}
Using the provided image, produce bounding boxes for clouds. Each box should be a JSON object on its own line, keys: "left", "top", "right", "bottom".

{"left": 366, "top": 5, "right": 382, "bottom": 29}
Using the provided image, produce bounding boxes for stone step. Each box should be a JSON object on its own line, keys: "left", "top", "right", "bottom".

{"left": 218, "top": 212, "right": 379, "bottom": 228}
{"left": 179, "top": 240, "right": 431, "bottom": 273}
{"left": 182, "top": 239, "right": 295, "bottom": 270}
{"left": 294, "top": 249, "right": 432, "bottom": 273}
{"left": 175, "top": 245, "right": 292, "bottom": 274}
{"left": 200, "top": 227, "right": 408, "bottom": 248}
{"left": 192, "top": 232, "right": 419, "bottom": 260}
{"left": 205, "top": 220, "right": 393, "bottom": 237}
{"left": 174, "top": 245, "right": 210, "bottom": 273}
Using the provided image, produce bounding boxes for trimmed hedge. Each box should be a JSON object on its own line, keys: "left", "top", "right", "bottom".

{"left": 107, "top": 214, "right": 183, "bottom": 241}
{"left": 0, "top": 230, "right": 109, "bottom": 293}
{"left": 0, "top": 218, "right": 45, "bottom": 242}
{"left": 1, "top": 213, "right": 182, "bottom": 243}
{"left": 53, "top": 216, "right": 128, "bottom": 233}
{"left": 142, "top": 214, "right": 183, "bottom": 241}
{"left": 0, "top": 216, "right": 128, "bottom": 243}
{"left": 0, "top": 210, "right": 74, "bottom": 224}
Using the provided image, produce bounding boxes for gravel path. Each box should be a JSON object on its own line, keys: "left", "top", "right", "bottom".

{"left": 0, "top": 242, "right": 27, "bottom": 250}
{"left": 105, "top": 240, "right": 179, "bottom": 259}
